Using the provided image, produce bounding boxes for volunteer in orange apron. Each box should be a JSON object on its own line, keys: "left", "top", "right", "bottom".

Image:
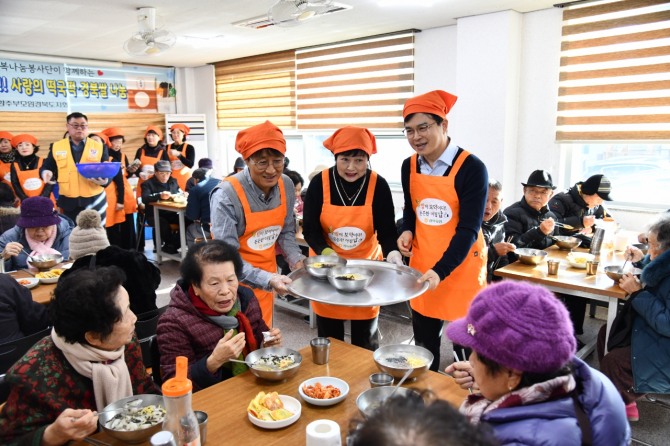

{"left": 99, "top": 129, "right": 139, "bottom": 249}
{"left": 397, "top": 90, "right": 488, "bottom": 370}
{"left": 210, "top": 121, "right": 305, "bottom": 328}
{"left": 303, "top": 126, "right": 400, "bottom": 350}
{"left": 130, "top": 125, "right": 168, "bottom": 199}
{"left": 40, "top": 112, "right": 109, "bottom": 224}
{"left": 167, "top": 123, "right": 195, "bottom": 191}
{"left": 0, "top": 131, "right": 15, "bottom": 189}
{"left": 9, "top": 134, "right": 55, "bottom": 204}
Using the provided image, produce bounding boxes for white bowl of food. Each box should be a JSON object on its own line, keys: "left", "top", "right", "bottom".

{"left": 298, "top": 376, "right": 349, "bottom": 406}
{"left": 566, "top": 252, "right": 595, "bottom": 269}
{"left": 15, "top": 277, "right": 39, "bottom": 289}
{"left": 247, "top": 392, "right": 301, "bottom": 429}
{"left": 36, "top": 268, "right": 65, "bottom": 284}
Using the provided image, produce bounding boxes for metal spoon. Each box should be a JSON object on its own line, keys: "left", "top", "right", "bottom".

{"left": 21, "top": 248, "right": 35, "bottom": 262}
{"left": 389, "top": 367, "right": 413, "bottom": 398}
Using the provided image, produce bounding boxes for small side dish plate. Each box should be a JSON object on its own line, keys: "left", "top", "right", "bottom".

{"left": 247, "top": 395, "right": 301, "bottom": 429}
{"left": 298, "top": 376, "right": 349, "bottom": 406}
{"left": 16, "top": 277, "right": 39, "bottom": 289}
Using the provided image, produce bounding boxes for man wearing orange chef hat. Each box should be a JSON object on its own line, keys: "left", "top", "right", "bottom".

{"left": 167, "top": 123, "right": 195, "bottom": 190}
{"left": 302, "top": 126, "right": 400, "bottom": 350}
{"left": 210, "top": 121, "right": 305, "bottom": 327}
{"left": 398, "top": 90, "right": 488, "bottom": 370}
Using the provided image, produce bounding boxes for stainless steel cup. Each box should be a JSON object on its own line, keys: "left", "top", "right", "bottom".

{"left": 369, "top": 372, "right": 394, "bottom": 388}
{"left": 586, "top": 260, "right": 599, "bottom": 275}
{"left": 547, "top": 260, "right": 559, "bottom": 275}
{"left": 194, "top": 410, "right": 208, "bottom": 445}
{"left": 310, "top": 337, "right": 330, "bottom": 365}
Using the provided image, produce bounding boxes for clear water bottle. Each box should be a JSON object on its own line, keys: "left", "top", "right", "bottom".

{"left": 162, "top": 356, "right": 201, "bottom": 446}
{"left": 590, "top": 228, "right": 605, "bottom": 255}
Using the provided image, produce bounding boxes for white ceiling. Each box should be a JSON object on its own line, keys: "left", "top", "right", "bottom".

{"left": 0, "top": 0, "right": 559, "bottom": 68}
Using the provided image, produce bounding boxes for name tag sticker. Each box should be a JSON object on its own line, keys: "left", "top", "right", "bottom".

{"left": 328, "top": 226, "right": 366, "bottom": 250}
{"left": 247, "top": 225, "right": 282, "bottom": 251}
{"left": 416, "top": 198, "right": 452, "bottom": 226}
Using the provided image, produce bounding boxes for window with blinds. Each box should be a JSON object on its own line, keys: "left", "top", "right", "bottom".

{"left": 556, "top": 0, "right": 670, "bottom": 141}
{"left": 296, "top": 32, "right": 414, "bottom": 131}
{"left": 214, "top": 50, "right": 296, "bottom": 130}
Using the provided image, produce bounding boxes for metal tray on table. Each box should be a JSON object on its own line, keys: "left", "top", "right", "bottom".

{"left": 286, "top": 259, "right": 429, "bottom": 307}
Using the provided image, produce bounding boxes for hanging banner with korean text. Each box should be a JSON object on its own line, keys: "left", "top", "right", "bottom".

{"left": 0, "top": 58, "right": 175, "bottom": 113}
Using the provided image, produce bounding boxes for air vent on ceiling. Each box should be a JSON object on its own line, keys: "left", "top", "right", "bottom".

{"left": 233, "top": 2, "right": 351, "bottom": 29}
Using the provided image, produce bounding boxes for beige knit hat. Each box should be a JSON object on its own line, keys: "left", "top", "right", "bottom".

{"left": 69, "top": 210, "right": 110, "bottom": 260}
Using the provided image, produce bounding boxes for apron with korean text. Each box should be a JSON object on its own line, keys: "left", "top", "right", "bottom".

{"left": 136, "top": 149, "right": 164, "bottom": 199}
{"left": 408, "top": 152, "right": 487, "bottom": 321}
{"left": 310, "top": 170, "right": 382, "bottom": 320}
{"left": 105, "top": 153, "right": 138, "bottom": 227}
{"left": 167, "top": 143, "right": 192, "bottom": 191}
{"left": 13, "top": 158, "right": 56, "bottom": 205}
{"left": 0, "top": 161, "right": 11, "bottom": 188}
{"left": 228, "top": 176, "right": 287, "bottom": 328}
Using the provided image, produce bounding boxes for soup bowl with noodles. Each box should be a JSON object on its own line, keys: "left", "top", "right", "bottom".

{"left": 373, "top": 344, "right": 433, "bottom": 380}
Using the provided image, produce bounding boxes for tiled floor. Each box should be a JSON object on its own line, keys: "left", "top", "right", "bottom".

{"left": 148, "top": 247, "right": 667, "bottom": 445}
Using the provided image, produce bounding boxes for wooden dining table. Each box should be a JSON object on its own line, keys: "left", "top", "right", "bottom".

{"left": 7, "top": 264, "right": 71, "bottom": 305}
{"left": 494, "top": 246, "right": 628, "bottom": 355}
{"left": 79, "top": 339, "right": 468, "bottom": 445}
{"left": 152, "top": 200, "right": 188, "bottom": 263}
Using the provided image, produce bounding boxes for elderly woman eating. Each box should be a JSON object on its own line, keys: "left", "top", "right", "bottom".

{"left": 0, "top": 196, "right": 73, "bottom": 271}
{"left": 598, "top": 213, "right": 670, "bottom": 422}
{"left": 157, "top": 240, "right": 282, "bottom": 391}
{"left": 0, "top": 267, "right": 157, "bottom": 446}
{"left": 445, "top": 281, "right": 630, "bottom": 446}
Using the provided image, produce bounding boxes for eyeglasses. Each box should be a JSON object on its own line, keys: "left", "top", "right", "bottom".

{"left": 403, "top": 122, "right": 437, "bottom": 137}
{"left": 248, "top": 158, "right": 284, "bottom": 171}
{"left": 525, "top": 187, "right": 552, "bottom": 197}
{"left": 68, "top": 123, "right": 88, "bottom": 130}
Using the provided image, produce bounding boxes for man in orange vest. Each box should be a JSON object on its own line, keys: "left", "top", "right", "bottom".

{"left": 40, "top": 112, "right": 109, "bottom": 224}
{"left": 397, "top": 90, "right": 488, "bottom": 371}
{"left": 210, "top": 121, "right": 305, "bottom": 328}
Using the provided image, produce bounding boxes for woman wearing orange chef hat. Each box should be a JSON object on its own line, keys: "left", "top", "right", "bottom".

{"left": 129, "top": 125, "right": 169, "bottom": 199}
{"left": 397, "top": 90, "right": 488, "bottom": 370}
{"left": 0, "top": 131, "right": 15, "bottom": 188}
{"left": 210, "top": 121, "right": 306, "bottom": 327}
{"left": 167, "top": 123, "right": 195, "bottom": 191}
{"left": 9, "top": 133, "right": 55, "bottom": 204}
{"left": 303, "top": 126, "right": 400, "bottom": 350}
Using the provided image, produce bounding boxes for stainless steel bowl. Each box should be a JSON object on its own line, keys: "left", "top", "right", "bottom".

{"left": 604, "top": 265, "right": 642, "bottom": 282}
{"left": 98, "top": 394, "right": 164, "bottom": 444}
{"left": 304, "top": 255, "right": 347, "bottom": 280}
{"left": 632, "top": 243, "right": 648, "bottom": 255}
{"left": 553, "top": 236, "right": 582, "bottom": 250}
{"left": 327, "top": 266, "right": 374, "bottom": 293}
{"left": 244, "top": 347, "right": 302, "bottom": 381}
{"left": 356, "top": 386, "right": 420, "bottom": 417}
{"left": 515, "top": 248, "right": 548, "bottom": 265}
{"left": 372, "top": 344, "right": 433, "bottom": 380}
{"left": 27, "top": 253, "right": 63, "bottom": 270}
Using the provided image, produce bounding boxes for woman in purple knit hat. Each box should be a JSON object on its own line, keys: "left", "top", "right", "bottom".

{"left": 444, "top": 281, "right": 630, "bottom": 446}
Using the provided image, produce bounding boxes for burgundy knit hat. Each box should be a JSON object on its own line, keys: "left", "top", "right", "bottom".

{"left": 17, "top": 196, "right": 60, "bottom": 228}
{"left": 446, "top": 281, "right": 576, "bottom": 373}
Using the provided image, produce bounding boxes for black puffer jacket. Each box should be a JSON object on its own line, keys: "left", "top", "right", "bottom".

{"left": 482, "top": 210, "right": 508, "bottom": 282}
{"left": 549, "top": 184, "right": 608, "bottom": 235}
{"left": 503, "top": 197, "right": 557, "bottom": 251}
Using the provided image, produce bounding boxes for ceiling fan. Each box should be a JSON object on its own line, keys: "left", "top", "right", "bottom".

{"left": 123, "top": 7, "right": 176, "bottom": 56}
{"left": 268, "top": 0, "right": 336, "bottom": 27}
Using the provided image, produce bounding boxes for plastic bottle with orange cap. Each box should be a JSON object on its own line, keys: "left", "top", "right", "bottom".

{"left": 161, "top": 356, "right": 201, "bottom": 446}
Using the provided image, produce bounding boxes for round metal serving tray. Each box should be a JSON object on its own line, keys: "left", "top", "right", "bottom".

{"left": 287, "top": 259, "right": 429, "bottom": 307}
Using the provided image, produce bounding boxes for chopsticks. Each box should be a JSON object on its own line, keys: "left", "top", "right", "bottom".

{"left": 452, "top": 350, "right": 473, "bottom": 394}
{"left": 553, "top": 222, "right": 575, "bottom": 230}
{"left": 491, "top": 236, "right": 514, "bottom": 271}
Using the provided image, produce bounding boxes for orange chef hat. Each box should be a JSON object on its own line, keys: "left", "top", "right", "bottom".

{"left": 102, "top": 127, "right": 124, "bottom": 139}
{"left": 402, "top": 90, "right": 458, "bottom": 119}
{"left": 235, "top": 121, "right": 286, "bottom": 159}
{"left": 323, "top": 126, "right": 377, "bottom": 156}
{"left": 11, "top": 133, "right": 38, "bottom": 147}
{"left": 93, "top": 132, "right": 110, "bottom": 147}
{"left": 0, "top": 131, "right": 14, "bottom": 141}
{"left": 145, "top": 125, "right": 164, "bottom": 140}
{"left": 170, "top": 123, "right": 190, "bottom": 136}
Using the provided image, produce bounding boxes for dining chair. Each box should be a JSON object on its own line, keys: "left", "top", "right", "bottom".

{"left": 0, "top": 327, "right": 52, "bottom": 404}
{"left": 135, "top": 306, "right": 168, "bottom": 369}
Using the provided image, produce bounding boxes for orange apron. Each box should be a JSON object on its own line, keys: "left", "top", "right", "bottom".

{"left": 136, "top": 149, "right": 164, "bottom": 198}
{"left": 0, "top": 161, "right": 11, "bottom": 188}
{"left": 167, "top": 143, "right": 192, "bottom": 191}
{"left": 310, "top": 170, "right": 382, "bottom": 320}
{"left": 105, "top": 153, "right": 138, "bottom": 228}
{"left": 227, "top": 176, "right": 287, "bottom": 328}
{"left": 408, "top": 152, "right": 487, "bottom": 321}
{"left": 13, "top": 158, "right": 55, "bottom": 205}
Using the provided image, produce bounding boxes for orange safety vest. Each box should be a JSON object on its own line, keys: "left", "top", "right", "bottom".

{"left": 0, "top": 161, "right": 11, "bottom": 187}
{"left": 226, "top": 176, "right": 287, "bottom": 328}
{"left": 12, "top": 158, "right": 56, "bottom": 205}
{"left": 310, "top": 170, "right": 382, "bottom": 320}
{"left": 408, "top": 151, "right": 487, "bottom": 321}
{"left": 136, "top": 148, "right": 164, "bottom": 198}
{"left": 52, "top": 138, "right": 104, "bottom": 198}
{"left": 167, "top": 143, "right": 192, "bottom": 191}
{"left": 105, "top": 153, "right": 138, "bottom": 228}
